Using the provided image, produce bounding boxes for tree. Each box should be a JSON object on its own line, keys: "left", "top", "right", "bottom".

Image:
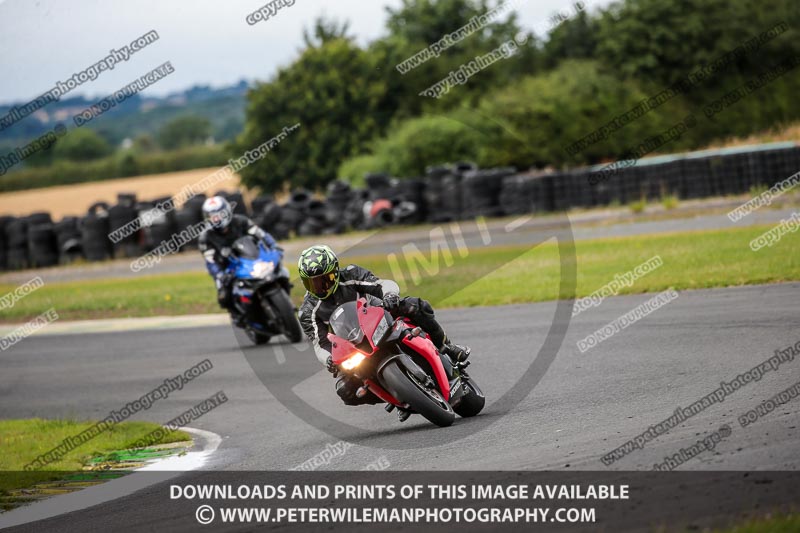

{"left": 542, "top": 10, "right": 599, "bottom": 68}
{"left": 52, "top": 128, "right": 113, "bottom": 162}
{"left": 303, "top": 17, "right": 352, "bottom": 48}
{"left": 132, "top": 134, "right": 157, "bottom": 153}
{"left": 234, "top": 38, "right": 385, "bottom": 192}
{"left": 475, "top": 60, "right": 683, "bottom": 167}
{"left": 385, "top": 0, "right": 513, "bottom": 46}
{"left": 374, "top": 0, "right": 540, "bottom": 117}
{"left": 593, "top": 0, "right": 800, "bottom": 142}
{"left": 216, "top": 117, "right": 244, "bottom": 142}
{"left": 158, "top": 116, "right": 212, "bottom": 150}
{"left": 337, "top": 154, "right": 385, "bottom": 186}
{"left": 594, "top": 0, "right": 799, "bottom": 89}
{"left": 340, "top": 115, "right": 484, "bottom": 178}
{"left": 117, "top": 153, "right": 140, "bottom": 177}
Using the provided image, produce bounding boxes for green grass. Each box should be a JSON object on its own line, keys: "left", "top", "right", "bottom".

{"left": 381, "top": 224, "right": 798, "bottom": 309}
{"left": 718, "top": 513, "right": 800, "bottom": 532}
{"left": 0, "top": 271, "right": 218, "bottom": 323}
{"left": 0, "top": 419, "right": 191, "bottom": 495}
{"left": 749, "top": 183, "right": 769, "bottom": 198}
{"left": 629, "top": 197, "right": 647, "bottom": 213}
{"left": 661, "top": 193, "right": 680, "bottom": 210}
{"left": 0, "top": 225, "right": 797, "bottom": 323}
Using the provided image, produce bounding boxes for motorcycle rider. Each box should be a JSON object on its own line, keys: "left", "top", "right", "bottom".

{"left": 297, "top": 244, "right": 470, "bottom": 421}
{"left": 198, "top": 196, "right": 278, "bottom": 327}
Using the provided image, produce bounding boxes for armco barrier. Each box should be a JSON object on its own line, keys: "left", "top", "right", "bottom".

{"left": 579, "top": 142, "right": 799, "bottom": 205}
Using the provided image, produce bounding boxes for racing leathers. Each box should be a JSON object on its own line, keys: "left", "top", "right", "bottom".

{"left": 298, "top": 264, "right": 452, "bottom": 405}
{"left": 198, "top": 214, "right": 277, "bottom": 322}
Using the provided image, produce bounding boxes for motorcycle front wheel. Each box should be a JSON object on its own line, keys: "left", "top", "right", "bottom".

{"left": 245, "top": 327, "right": 271, "bottom": 345}
{"left": 381, "top": 361, "right": 455, "bottom": 427}
{"left": 454, "top": 378, "right": 485, "bottom": 418}
{"left": 265, "top": 290, "right": 303, "bottom": 343}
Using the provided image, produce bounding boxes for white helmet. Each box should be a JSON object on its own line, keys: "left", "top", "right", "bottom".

{"left": 202, "top": 196, "right": 233, "bottom": 230}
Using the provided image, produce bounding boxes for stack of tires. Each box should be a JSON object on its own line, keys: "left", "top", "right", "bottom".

{"left": 499, "top": 174, "right": 534, "bottom": 216}
{"left": 343, "top": 189, "right": 371, "bottom": 230}
{"left": 82, "top": 203, "right": 113, "bottom": 262}
{"left": 361, "top": 174, "right": 397, "bottom": 228}
{"left": 365, "top": 199, "right": 397, "bottom": 228}
{"left": 277, "top": 190, "right": 312, "bottom": 237}
{"left": 326, "top": 181, "right": 355, "bottom": 228}
{"left": 677, "top": 158, "right": 712, "bottom": 200}
{"left": 394, "top": 178, "right": 427, "bottom": 224}
{"left": 5, "top": 217, "right": 30, "bottom": 270}
{"left": 461, "top": 167, "right": 515, "bottom": 218}
{"left": 140, "top": 197, "right": 177, "bottom": 251}
{"left": 251, "top": 195, "right": 286, "bottom": 239}
{"left": 297, "top": 199, "right": 329, "bottom": 236}
{"left": 175, "top": 194, "right": 207, "bottom": 251}
{"left": 27, "top": 212, "right": 58, "bottom": 268}
{"left": 0, "top": 216, "right": 12, "bottom": 270}
{"left": 216, "top": 190, "right": 248, "bottom": 216}
{"left": 250, "top": 195, "right": 274, "bottom": 217}
{"left": 548, "top": 172, "right": 573, "bottom": 211}
{"left": 108, "top": 193, "right": 140, "bottom": 258}
{"left": 54, "top": 217, "right": 83, "bottom": 264}
{"left": 364, "top": 173, "right": 395, "bottom": 200}
{"left": 269, "top": 212, "right": 293, "bottom": 241}
{"left": 499, "top": 173, "right": 555, "bottom": 215}
{"left": 424, "top": 165, "right": 465, "bottom": 222}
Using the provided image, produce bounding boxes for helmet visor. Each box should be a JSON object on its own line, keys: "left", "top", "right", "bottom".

{"left": 302, "top": 272, "right": 337, "bottom": 299}
{"left": 206, "top": 211, "right": 231, "bottom": 229}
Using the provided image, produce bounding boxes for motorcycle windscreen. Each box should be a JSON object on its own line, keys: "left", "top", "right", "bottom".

{"left": 231, "top": 236, "right": 260, "bottom": 259}
{"left": 329, "top": 302, "right": 364, "bottom": 345}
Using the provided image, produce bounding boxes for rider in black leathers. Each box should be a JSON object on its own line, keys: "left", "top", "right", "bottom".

{"left": 198, "top": 196, "right": 277, "bottom": 326}
{"left": 297, "top": 244, "right": 469, "bottom": 420}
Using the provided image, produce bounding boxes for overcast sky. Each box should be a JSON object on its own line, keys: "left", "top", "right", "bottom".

{"left": 0, "top": 0, "right": 612, "bottom": 105}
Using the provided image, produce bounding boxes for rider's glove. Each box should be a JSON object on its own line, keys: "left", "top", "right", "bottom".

{"left": 382, "top": 292, "right": 401, "bottom": 313}
{"left": 326, "top": 355, "right": 339, "bottom": 378}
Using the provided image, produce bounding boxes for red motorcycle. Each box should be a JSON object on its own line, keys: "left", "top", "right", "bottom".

{"left": 328, "top": 297, "right": 485, "bottom": 427}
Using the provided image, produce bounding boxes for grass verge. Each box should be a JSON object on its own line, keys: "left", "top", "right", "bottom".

{"left": 0, "top": 419, "right": 190, "bottom": 496}
{"left": 0, "top": 224, "right": 797, "bottom": 323}
{"left": 718, "top": 513, "right": 800, "bottom": 532}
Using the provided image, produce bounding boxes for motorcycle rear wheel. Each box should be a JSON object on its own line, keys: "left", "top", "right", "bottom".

{"left": 381, "top": 361, "right": 455, "bottom": 427}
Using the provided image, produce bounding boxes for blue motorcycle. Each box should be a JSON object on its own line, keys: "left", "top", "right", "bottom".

{"left": 226, "top": 235, "right": 303, "bottom": 344}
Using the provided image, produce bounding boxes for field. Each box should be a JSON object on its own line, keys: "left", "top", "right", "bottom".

{"left": 0, "top": 167, "right": 242, "bottom": 219}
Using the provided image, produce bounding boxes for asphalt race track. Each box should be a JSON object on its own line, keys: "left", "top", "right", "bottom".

{"left": 1, "top": 283, "right": 798, "bottom": 531}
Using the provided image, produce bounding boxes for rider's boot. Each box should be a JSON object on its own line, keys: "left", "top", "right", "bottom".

{"left": 441, "top": 342, "right": 471, "bottom": 364}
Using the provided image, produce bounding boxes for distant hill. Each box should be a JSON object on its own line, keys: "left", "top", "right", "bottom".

{"left": 0, "top": 81, "right": 249, "bottom": 153}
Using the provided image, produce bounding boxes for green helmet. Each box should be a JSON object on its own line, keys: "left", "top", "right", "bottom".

{"left": 298, "top": 245, "right": 340, "bottom": 299}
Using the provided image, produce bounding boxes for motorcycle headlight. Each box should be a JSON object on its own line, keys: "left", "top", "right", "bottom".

{"left": 250, "top": 260, "right": 275, "bottom": 280}
{"left": 371, "top": 316, "right": 390, "bottom": 346}
{"left": 340, "top": 352, "right": 366, "bottom": 370}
